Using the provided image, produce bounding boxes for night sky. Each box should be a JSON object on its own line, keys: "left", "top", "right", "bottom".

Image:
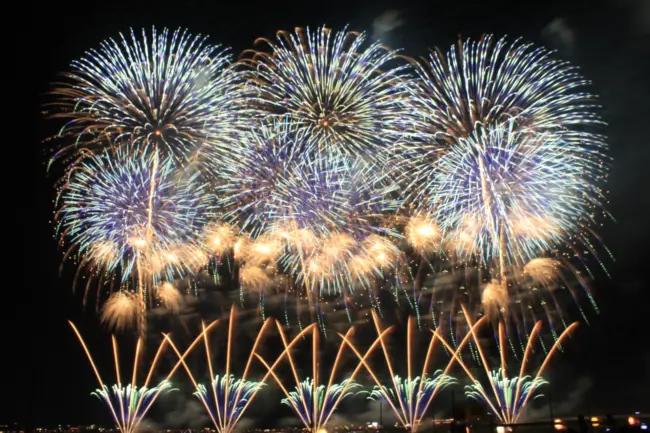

{"left": 7, "top": 0, "right": 650, "bottom": 427}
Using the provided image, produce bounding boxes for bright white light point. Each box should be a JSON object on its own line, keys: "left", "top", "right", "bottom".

{"left": 132, "top": 238, "right": 147, "bottom": 248}
{"left": 416, "top": 224, "right": 436, "bottom": 237}
{"left": 254, "top": 243, "right": 272, "bottom": 255}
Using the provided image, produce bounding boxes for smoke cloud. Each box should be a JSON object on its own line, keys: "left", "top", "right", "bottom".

{"left": 372, "top": 10, "right": 405, "bottom": 41}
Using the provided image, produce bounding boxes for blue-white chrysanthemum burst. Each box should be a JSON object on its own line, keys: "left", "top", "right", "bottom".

{"left": 218, "top": 120, "right": 399, "bottom": 238}
{"left": 406, "top": 35, "right": 608, "bottom": 263}
{"left": 57, "top": 146, "right": 213, "bottom": 283}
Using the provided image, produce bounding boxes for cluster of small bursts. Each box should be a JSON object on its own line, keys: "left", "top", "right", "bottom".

{"left": 48, "top": 26, "right": 611, "bottom": 345}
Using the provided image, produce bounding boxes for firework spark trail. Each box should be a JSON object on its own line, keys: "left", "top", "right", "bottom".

{"left": 48, "top": 27, "right": 252, "bottom": 171}
{"left": 243, "top": 26, "right": 417, "bottom": 158}
{"left": 57, "top": 146, "right": 213, "bottom": 334}
{"left": 341, "top": 311, "right": 488, "bottom": 432}
{"left": 68, "top": 320, "right": 217, "bottom": 433}
{"left": 255, "top": 321, "right": 389, "bottom": 432}
{"left": 437, "top": 306, "right": 579, "bottom": 424}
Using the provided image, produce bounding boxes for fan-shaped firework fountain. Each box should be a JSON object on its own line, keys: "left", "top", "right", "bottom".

{"left": 442, "top": 307, "right": 579, "bottom": 424}
{"left": 68, "top": 321, "right": 216, "bottom": 433}
{"left": 256, "top": 321, "right": 390, "bottom": 433}
{"left": 343, "top": 312, "right": 489, "bottom": 432}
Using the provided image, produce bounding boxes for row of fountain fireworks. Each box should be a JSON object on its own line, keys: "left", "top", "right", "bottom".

{"left": 71, "top": 306, "right": 578, "bottom": 433}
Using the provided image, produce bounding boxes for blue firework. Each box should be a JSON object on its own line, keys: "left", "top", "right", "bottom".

{"left": 56, "top": 146, "right": 214, "bottom": 290}
{"left": 430, "top": 121, "right": 605, "bottom": 264}
{"left": 218, "top": 120, "right": 399, "bottom": 239}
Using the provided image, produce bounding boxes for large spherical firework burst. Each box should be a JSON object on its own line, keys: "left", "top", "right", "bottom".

{"left": 404, "top": 120, "right": 605, "bottom": 344}
{"left": 219, "top": 120, "right": 399, "bottom": 239}
{"left": 56, "top": 145, "right": 214, "bottom": 299}
{"left": 244, "top": 26, "right": 416, "bottom": 157}
{"left": 404, "top": 34, "right": 608, "bottom": 206}
{"left": 432, "top": 121, "right": 605, "bottom": 264}
{"left": 217, "top": 120, "right": 401, "bottom": 296}
{"left": 49, "top": 27, "right": 251, "bottom": 170}
{"left": 411, "top": 34, "right": 606, "bottom": 144}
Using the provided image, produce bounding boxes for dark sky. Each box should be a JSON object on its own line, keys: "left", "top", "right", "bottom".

{"left": 7, "top": 0, "right": 650, "bottom": 427}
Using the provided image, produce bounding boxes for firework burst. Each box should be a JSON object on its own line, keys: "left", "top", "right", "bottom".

{"left": 397, "top": 123, "right": 604, "bottom": 344}
{"left": 409, "top": 34, "right": 607, "bottom": 149}
{"left": 217, "top": 120, "right": 401, "bottom": 302}
{"left": 403, "top": 34, "right": 609, "bottom": 272}
{"left": 244, "top": 26, "right": 416, "bottom": 157}
{"left": 56, "top": 146, "right": 213, "bottom": 333}
{"left": 218, "top": 120, "right": 399, "bottom": 238}
{"left": 48, "top": 27, "right": 251, "bottom": 170}
{"left": 431, "top": 121, "right": 604, "bottom": 264}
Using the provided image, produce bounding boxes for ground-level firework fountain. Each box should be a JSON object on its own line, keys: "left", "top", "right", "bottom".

{"left": 69, "top": 321, "right": 216, "bottom": 433}
{"left": 255, "top": 321, "right": 389, "bottom": 433}
{"left": 164, "top": 306, "right": 279, "bottom": 433}
{"left": 343, "top": 312, "right": 489, "bottom": 433}
{"left": 442, "top": 306, "right": 579, "bottom": 425}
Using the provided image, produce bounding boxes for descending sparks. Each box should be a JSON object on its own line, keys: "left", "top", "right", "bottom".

{"left": 100, "top": 291, "right": 139, "bottom": 331}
